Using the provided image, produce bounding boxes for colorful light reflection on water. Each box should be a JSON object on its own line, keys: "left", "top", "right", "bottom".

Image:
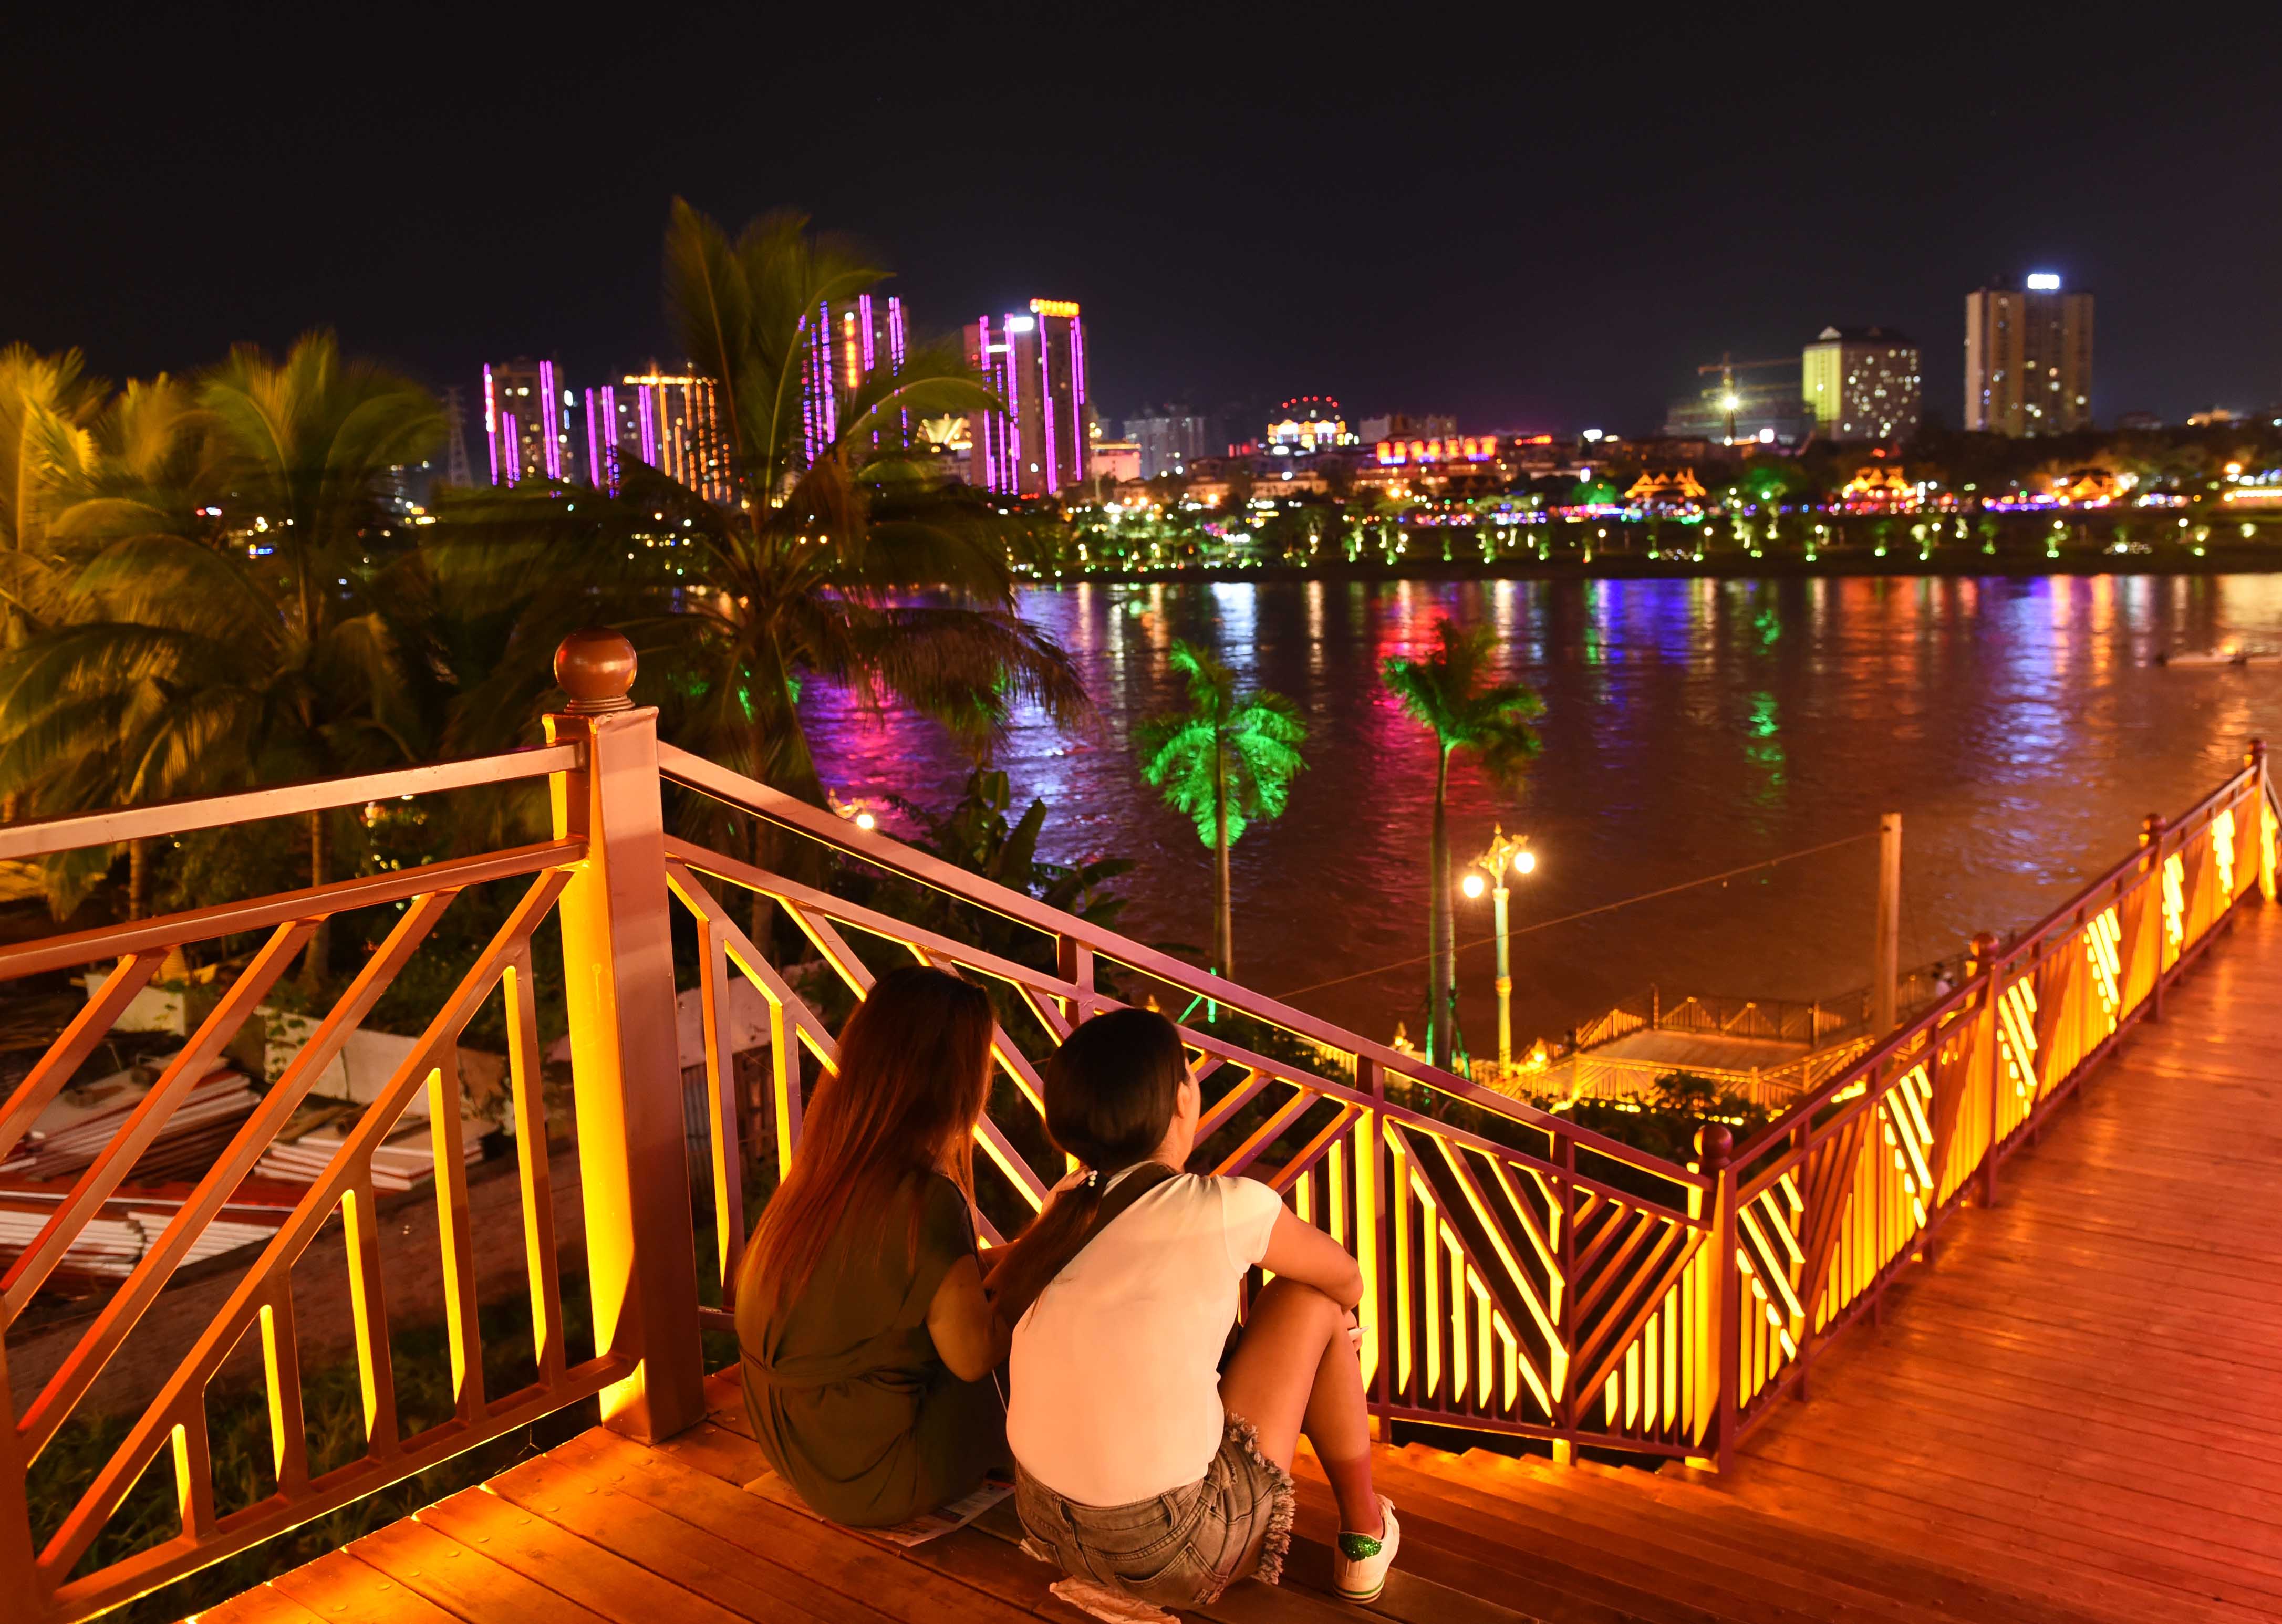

{"left": 800, "top": 576, "right": 2282, "bottom": 1053}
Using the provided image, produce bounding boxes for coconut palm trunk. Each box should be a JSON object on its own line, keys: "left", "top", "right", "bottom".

{"left": 1213, "top": 781, "right": 1233, "bottom": 982}
{"left": 1428, "top": 746, "right": 1453, "bottom": 1068}
{"left": 128, "top": 838, "right": 148, "bottom": 921}
{"left": 1382, "top": 620, "right": 1541, "bottom": 1074}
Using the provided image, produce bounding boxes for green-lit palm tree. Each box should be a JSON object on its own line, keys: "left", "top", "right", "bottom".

{"left": 0, "top": 333, "right": 441, "bottom": 958}
{"left": 1135, "top": 640, "right": 1306, "bottom": 982}
{"left": 1381, "top": 618, "right": 1542, "bottom": 1069}
{"left": 432, "top": 200, "right": 1089, "bottom": 860}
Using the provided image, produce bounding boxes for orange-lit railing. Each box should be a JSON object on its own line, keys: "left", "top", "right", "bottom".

{"left": 0, "top": 661, "right": 711, "bottom": 1623}
{"left": 0, "top": 632, "right": 2269, "bottom": 1619}
{"left": 656, "top": 740, "right": 1717, "bottom": 1461}
{"left": 1705, "top": 749, "right": 2274, "bottom": 1463}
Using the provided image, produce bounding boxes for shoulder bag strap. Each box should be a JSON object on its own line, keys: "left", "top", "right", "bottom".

{"left": 989, "top": 1161, "right": 1179, "bottom": 1325}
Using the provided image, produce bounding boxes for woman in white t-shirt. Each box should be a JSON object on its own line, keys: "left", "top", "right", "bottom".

{"left": 987, "top": 1008, "right": 1399, "bottom": 1608}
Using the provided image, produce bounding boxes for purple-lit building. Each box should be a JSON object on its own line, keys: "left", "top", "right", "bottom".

{"left": 583, "top": 370, "right": 733, "bottom": 505}
{"left": 963, "top": 299, "right": 1087, "bottom": 497}
{"left": 481, "top": 359, "right": 578, "bottom": 486}
{"left": 801, "top": 295, "right": 910, "bottom": 466}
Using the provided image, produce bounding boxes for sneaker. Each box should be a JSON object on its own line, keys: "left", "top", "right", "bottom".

{"left": 1332, "top": 1495, "right": 1399, "bottom": 1603}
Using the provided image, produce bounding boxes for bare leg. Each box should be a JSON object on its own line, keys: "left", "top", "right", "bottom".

{"left": 1220, "top": 1278, "right": 1382, "bottom": 1536}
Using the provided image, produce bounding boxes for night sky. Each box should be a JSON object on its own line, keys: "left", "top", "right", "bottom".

{"left": 8, "top": 7, "right": 2280, "bottom": 438}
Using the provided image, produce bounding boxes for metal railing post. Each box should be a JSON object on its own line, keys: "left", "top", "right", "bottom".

{"left": 1695, "top": 1123, "right": 1738, "bottom": 1473}
{"left": 545, "top": 629, "right": 707, "bottom": 1441}
{"left": 1969, "top": 931, "right": 2001, "bottom": 1207}
{"left": 2253, "top": 740, "right": 2275, "bottom": 904}
{"left": 0, "top": 1337, "right": 42, "bottom": 1618}
{"left": 2142, "top": 813, "right": 2169, "bottom": 1022}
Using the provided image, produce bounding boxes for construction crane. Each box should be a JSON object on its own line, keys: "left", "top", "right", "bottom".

{"left": 1695, "top": 354, "right": 1794, "bottom": 445}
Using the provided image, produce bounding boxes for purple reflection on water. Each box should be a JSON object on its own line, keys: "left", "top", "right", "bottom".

{"left": 798, "top": 576, "right": 2282, "bottom": 1053}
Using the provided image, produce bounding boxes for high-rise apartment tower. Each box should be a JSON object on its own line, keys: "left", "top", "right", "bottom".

{"left": 482, "top": 359, "right": 580, "bottom": 486}
{"left": 964, "top": 299, "right": 1087, "bottom": 497}
{"left": 584, "top": 371, "right": 733, "bottom": 504}
{"left": 1964, "top": 276, "right": 2093, "bottom": 436}
{"left": 1801, "top": 327, "right": 1921, "bottom": 443}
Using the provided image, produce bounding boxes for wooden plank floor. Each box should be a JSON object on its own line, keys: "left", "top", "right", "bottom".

{"left": 192, "top": 904, "right": 2282, "bottom": 1624}
{"left": 1708, "top": 899, "right": 2282, "bottom": 1623}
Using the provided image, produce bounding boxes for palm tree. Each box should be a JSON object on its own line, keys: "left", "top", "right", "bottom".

{"left": 432, "top": 201, "right": 1088, "bottom": 886}
{"left": 0, "top": 332, "right": 441, "bottom": 960}
{"left": 1381, "top": 618, "right": 1542, "bottom": 1069}
{"left": 1135, "top": 640, "right": 1306, "bottom": 982}
{"left": 0, "top": 346, "right": 106, "bottom": 643}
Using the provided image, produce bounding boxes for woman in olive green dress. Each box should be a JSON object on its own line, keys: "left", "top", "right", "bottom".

{"left": 734, "top": 965, "right": 1011, "bottom": 1527}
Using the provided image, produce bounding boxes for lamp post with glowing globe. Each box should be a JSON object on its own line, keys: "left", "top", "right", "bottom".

{"left": 1461, "top": 824, "right": 1537, "bottom": 1077}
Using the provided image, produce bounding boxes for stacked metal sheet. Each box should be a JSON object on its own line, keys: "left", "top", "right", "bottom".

{"left": 254, "top": 1118, "right": 486, "bottom": 1194}
{"left": 0, "top": 1060, "right": 259, "bottom": 1185}
{"left": 0, "top": 1184, "right": 292, "bottom": 1281}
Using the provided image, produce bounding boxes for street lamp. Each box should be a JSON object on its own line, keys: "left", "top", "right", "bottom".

{"left": 1467, "top": 825, "right": 1536, "bottom": 1076}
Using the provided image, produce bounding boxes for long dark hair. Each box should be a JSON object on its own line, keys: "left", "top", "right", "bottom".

{"left": 984, "top": 1007, "right": 1188, "bottom": 1310}
{"left": 743, "top": 965, "right": 994, "bottom": 1317}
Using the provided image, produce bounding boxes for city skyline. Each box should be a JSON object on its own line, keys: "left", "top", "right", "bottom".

{"left": 10, "top": 15, "right": 2279, "bottom": 435}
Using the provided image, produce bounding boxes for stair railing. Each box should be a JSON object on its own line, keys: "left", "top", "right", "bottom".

{"left": 0, "top": 632, "right": 2268, "bottom": 1618}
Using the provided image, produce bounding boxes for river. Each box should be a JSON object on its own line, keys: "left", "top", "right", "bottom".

{"left": 802, "top": 575, "right": 2282, "bottom": 1055}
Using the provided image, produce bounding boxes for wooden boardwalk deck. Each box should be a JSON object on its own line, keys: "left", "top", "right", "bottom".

{"left": 194, "top": 905, "right": 2282, "bottom": 1624}
{"left": 1707, "top": 897, "right": 2282, "bottom": 1624}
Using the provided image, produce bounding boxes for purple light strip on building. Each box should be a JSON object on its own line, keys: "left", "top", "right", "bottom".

{"left": 889, "top": 297, "right": 909, "bottom": 441}
{"left": 585, "top": 390, "right": 602, "bottom": 492}
{"left": 1040, "top": 326, "right": 1057, "bottom": 495}
{"left": 1067, "top": 308, "right": 1086, "bottom": 438}
{"left": 858, "top": 293, "right": 876, "bottom": 375}
{"left": 976, "top": 317, "right": 997, "bottom": 492}
{"left": 538, "top": 361, "right": 562, "bottom": 480}
{"left": 801, "top": 323, "right": 817, "bottom": 466}
{"left": 638, "top": 386, "right": 657, "bottom": 467}
{"left": 482, "top": 365, "right": 501, "bottom": 485}
{"left": 501, "top": 411, "right": 521, "bottom": 486}
{"left": 1009, "top": 323, "right": 1021, "bottom": 495}
{"left": 818, "top": 301, "right": 836, "bottom": 444}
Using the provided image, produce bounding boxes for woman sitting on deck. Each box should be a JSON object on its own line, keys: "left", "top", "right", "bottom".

{"left": 733, "top": 964, "right": 1010, "bottom": 1527}
{"left": 987, "top": 1007, "right": 1400, "bottom": 1609}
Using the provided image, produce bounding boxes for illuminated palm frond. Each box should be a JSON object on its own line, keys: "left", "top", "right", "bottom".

{"left": 1135, "top": 640, "right": 1306, "bottom": 978}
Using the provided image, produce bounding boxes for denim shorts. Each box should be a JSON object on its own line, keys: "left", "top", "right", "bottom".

{"left": 1014, "top": 1411, "right": 1296, "bottom": 1608}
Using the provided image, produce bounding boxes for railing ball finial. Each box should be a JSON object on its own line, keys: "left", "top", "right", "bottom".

{"left": 1694, "top": 1122, "right": 1733, "bottom": 1171}
{"left": 1968, "top": 929, "right": 2001, "bottom": 977}
{"left": 2250, "top": 737, "right": 2267, "bottom": 768}
{"left": 555, "top": 628, "right": 638, "bottom": 715}
{"left": 2140, "top": 811, "right": 2167, "bottom": 848}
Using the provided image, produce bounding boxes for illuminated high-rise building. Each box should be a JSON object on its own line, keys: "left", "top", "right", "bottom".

{"left": 787, "top": 294, "right": 911, "bottom": 466}
{"left": 1123, "top": 407, "right": 1216, "bottom": 479}
{"left": 482, "top": 359, "right": 579, "bottom": 486}
{"left": 584, "top": 369, "right": 733, "bottom": 504}
{"left": 964, "top": 299, "right": 1087, "bottom": 497}
{"left": 1801, "top": 326, "right": 1921, "bottom": 442}
{"left": 1965, "top": 275, "right": 2094, "bottom": 436}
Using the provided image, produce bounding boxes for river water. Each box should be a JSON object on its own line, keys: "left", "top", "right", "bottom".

{"left": 802, "top": 575, "right": 2282, "bottom": 1055}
